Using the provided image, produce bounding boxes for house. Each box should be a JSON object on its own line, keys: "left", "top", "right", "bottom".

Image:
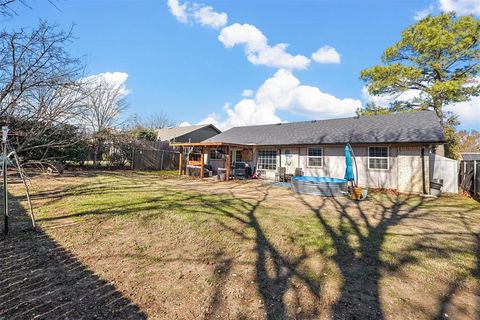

{"left": 460, "top": 153, "right": 480, "bottom": 161}
{"left": 173, "top": 111, "right": 446, "bottom": 193}
{"left": 157, "top": 124, "right": 221, "bottom": 143}
{"left": 132, "top": 124, "right": 220, "bottom": 171}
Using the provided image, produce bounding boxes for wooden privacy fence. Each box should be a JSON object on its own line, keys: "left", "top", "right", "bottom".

{"left": 132, "top": 141, "right": 179, "bottom": 171}
{"left": 459, "top": 160, "right": 480, "bottom": 199}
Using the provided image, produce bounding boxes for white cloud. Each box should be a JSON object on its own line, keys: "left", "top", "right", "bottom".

{"left": 311, "top": 45, "right": 341, "bottom": 64}
{"left": 200, "top": 69, "right": 360, "bottom": 130}
{"left": 218, "top": 23, "right": 310, "bottom": 70}
{"left": 167, "top": 0, "right": 188, "bottom": 23}
{"left": 414, "top": 0, "right": 479, "bottom": 21}
{"left": 362, "top": 81, "right": 480, "bottom": 128}
{"left": 414, "top": 4, "right": 435, "bottom": 20}
{"left": 167, "top": 3, "right": 311, "bottom": 69}
{"left": 193, "top": 5, "right": 228, "bottom": 29}
{"left": 83, "top": 72, "right": 130, "bottom": 97}
{"left": 242, "top": 89, "right": 254, "bottom": 97}
{"left": 361, "top": 86, "right": 425, "bottom": 107}
{"left": 439, "top": 0, "right": 480, "bottom": 15}
{"left": 167, "top": 0, "right": 228, "bottom": 29}
{"left": 445, "top": 96, "right": 480, "bottom": 128}
{"left": 178, "top": 121, "right": 192, "bottom": 127}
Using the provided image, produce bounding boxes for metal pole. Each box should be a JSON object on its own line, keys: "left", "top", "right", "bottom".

{"left": 2, "top": 126, "right": 8, "bottom": 235}
{"left": 474, "top": 160, "right": 477, "bottom": 196}
{"left": 421, "top": 147, "right": 427, "bottom": 195}
{"left": 3, "top": 142, "right": 7, "bottom": 235}
{"left": 11, "top": 149, "right": 35, "bottom": 228}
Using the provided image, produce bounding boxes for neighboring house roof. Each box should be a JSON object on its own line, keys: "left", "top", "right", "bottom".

{"left": 461, "top": 153, "right": 480, "bottom": 161}
{"left": 206, "top": 111, "right": 445, "bottom": 146}
{"left": 157, "top": 124, "right": 221, "bottom": 142}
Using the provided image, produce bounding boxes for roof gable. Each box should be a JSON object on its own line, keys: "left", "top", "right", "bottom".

{"left": 157, "top": 124, "right": 220, "bottom": 141}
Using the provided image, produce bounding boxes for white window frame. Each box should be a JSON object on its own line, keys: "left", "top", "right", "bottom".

{"left": 257, "top": 149, "right": 277, "bottom": 171}
{"left": 307, "top": 147, "right": 323, "bottom": 168}
{"left": 368, "top": 146, "right": 389, "bottom": 170}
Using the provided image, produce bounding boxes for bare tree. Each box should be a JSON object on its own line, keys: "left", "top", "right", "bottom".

{"left": 0, "top": 0, "right": 27, "bottom": 17}
{"left": 145, "top": 112, "right": 176, "bottom": 129}
{"left": 79, "top": 77, "right": 128, "bottom": 167}
{"left": 126, "top": 111, "right": 176, "bottom": 130}
{"left": 80, "top": 78, "right": 127, "bottom": 133}
{"left": 0, "top": 21, "right": 82, "bottom": 118}
{"left": 8, "top": 81, "right": 87, "bottom": 156}
{"left": 0, "top": 21, "right": 89, "bottom": 169}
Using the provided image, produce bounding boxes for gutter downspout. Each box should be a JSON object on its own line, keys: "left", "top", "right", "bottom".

{"left": 421, "top": 146, "right": 427, "bottom": 194}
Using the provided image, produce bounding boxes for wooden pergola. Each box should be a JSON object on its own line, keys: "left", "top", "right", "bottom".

{"left": 170, "top": 141, "right": 254, "bottom": 179}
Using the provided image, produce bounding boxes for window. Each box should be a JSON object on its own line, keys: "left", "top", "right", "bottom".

{"left": 368, "top": 146, "right": 389, "bottom": 170}
{"left": 257, "top": 150, "right": 277, "bottom": 170}
{"left": 209, "top": 149, "right": 222, "bottom": 160}
{"left": 307, "top": 147, "right": 323, "bottom": 167}
{"left": 235, "top": 150, "right": 243, "bottom": 162}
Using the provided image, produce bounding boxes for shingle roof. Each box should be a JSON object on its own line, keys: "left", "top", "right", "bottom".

{"left": 157, "top": 124, "right": 220, "bottom": 141}
{"left": 461, "top": 153, "right": 480, "bottom": 161}
{"left": 206, "top": 111, "right": 445, "bottom": 145}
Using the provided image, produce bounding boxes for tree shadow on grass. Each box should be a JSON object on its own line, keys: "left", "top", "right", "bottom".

{"left": 201, "top": 184, "right": 323, "bottom": 319}
{"left": 0, "top": 191, "right": 147, "bottom": 319}
{"left": 297, "top": 193, "right": 427, "bottom": 319}
{"left": 433, "top": 206, "right": 480, "bottom": 320}
{"left": 18, "top": 173, "right": 480, "bottom": 319}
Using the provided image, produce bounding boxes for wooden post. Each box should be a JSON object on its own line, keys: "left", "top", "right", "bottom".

{"left": 178, "top": 147, "right": 183, "bottom": 175}
{"left": 200, "top": 147, "right": 204, "bottom": 178}
{"left": 225, "top": 146, "right": 230, "bottom": 180}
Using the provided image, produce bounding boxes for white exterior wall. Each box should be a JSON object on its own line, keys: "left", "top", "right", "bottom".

{"left": 300, "top": 146, "right": 345, "bottom": 179}
{"left": 299, "top": 145, "right": 400, "bottom": 190}
{"left": 205, "top": 144, "right": 433, "bottom": 193}
{"left": 254, "top": 144, "right": 430, "bottom": 193}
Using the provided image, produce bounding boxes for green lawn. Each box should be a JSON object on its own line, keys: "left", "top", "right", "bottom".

{"left": 5, "top": 171, "right": 480, "bottom": 319}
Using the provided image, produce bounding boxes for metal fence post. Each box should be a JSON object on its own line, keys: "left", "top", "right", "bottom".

{"left": 474, "top": 160, "right": 477, "bottom": 196}
{"left": 2, "top": 126, "right": 8, "bottom": 235}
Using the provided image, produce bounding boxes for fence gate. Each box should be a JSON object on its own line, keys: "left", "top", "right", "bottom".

{"left": 459, "top": 160, "right": 479, "bottom": 199}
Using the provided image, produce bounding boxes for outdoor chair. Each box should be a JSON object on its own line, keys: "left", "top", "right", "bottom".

{"left": 294, "top": 168, "right": 303, "bottom": 177}
{"left": 234, "top": 162, "right": 247, "bottom": 179}
{"left": 275, "top": 167, "right": 287, "bottom": 182}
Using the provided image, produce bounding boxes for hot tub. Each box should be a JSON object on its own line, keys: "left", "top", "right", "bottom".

{"left": 291, "top": 176, "right": 347, "bottom": 196}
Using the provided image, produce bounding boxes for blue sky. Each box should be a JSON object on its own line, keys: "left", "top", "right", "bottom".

{"left": 5, "top": 0, "right": 480, "bottom": 130}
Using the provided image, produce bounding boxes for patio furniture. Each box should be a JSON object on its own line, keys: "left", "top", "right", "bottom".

{"left": 254, "top": 169, "right": 266, "bottom": 179}
{"left": 275, "top": 167, "right": 287, "bottom": 182}
{"left": 294, "top": 168, "right": 303, "bottom": 177}
{"left": 217, "top": 168, "right": 227, "bottom": 181}
{"left": 234, "top": 162, "right": 247, "bottom": 179}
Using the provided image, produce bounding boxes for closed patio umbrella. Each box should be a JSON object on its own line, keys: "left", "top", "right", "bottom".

{"left": 344, "top": 144, "right": 355, "bottom": 186}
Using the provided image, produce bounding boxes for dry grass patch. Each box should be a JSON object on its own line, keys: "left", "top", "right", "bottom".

{"left": 1, "top": 171, "right": 479, "bottom": 319}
